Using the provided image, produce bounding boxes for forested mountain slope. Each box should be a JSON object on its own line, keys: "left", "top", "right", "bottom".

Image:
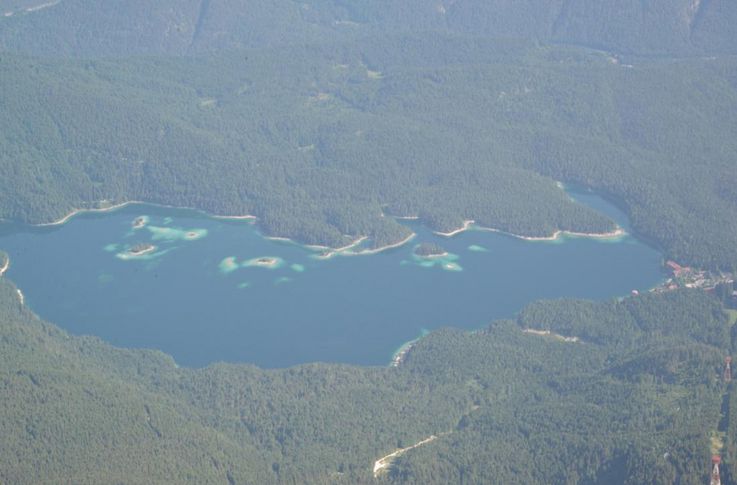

{"left": 1, "top": 38, "right": 736, "bottom": 268}
{"left": 0, "top": 279, "right": 733, "bottom": 484}
{"left": 2, "top": 2, "right": 736, "bottom": 483}
{"left": 1, "top": 0, "right": 736, "bottom": 58}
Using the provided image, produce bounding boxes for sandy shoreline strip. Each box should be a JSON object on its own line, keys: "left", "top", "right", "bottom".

{"left": 212, "top": 214, "right": 257, "bottom": 221}
{"left": 37, "top": 200, "right": 259, "bottom": 228}
{"left": 563, "top": 228, "right": 627, "bottom": 239}
{"left": 16, "top": 288, "right": 24, "bottom": 305}
{"left": 309, "top": 236, "right": 369, "bottom": 258}
{"left": 508, "top": 226, "right": 626, "bottom": 241}
{"left": 0, "top": 256, "right": 9, "bottom": 276}
{"left": 348, "top": 233, "right": 416, "bottom": 256}
{"left": 265, "top": 236, "right": 293, "bottom": 242}
{"left": 434, "top": 219, "right": 626, "bottom": 242}
{"left": 434, "top": 220, "right": 475, "bottom": 237}
{"left": 37, "top": 201, "right": 140, "bottom": 227}
{"left": 391, "top": 337, "right": 420, "bottom": 367}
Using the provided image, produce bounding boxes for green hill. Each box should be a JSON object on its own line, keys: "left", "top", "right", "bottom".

{"left": 1, "top": 38, "right": 736, "bottom": 268}
{"left": 0, "top": 279, "right": 732, "bottom": 483}
{"left": 1, "top": 0, "right": 736, "bottom": 58}
{"left": 2, "top": 3, "right": 737, "bottom": 482}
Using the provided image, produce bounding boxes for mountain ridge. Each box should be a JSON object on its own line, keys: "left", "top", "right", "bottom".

{"left": 1, "top": 0, "right": 736, "bottom": 58}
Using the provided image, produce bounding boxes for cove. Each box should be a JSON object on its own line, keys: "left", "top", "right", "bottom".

{"left": 0, "top": 189, "right": 664, "bottom": 368}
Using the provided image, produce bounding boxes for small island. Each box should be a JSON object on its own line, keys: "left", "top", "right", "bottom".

{"left": 413, "top": 243, "right": 448, "bottom": 258}
{"left": 183, "top": 230, "right": 208, "bottom": 240}
{"left": 252, "top": 257, "right": 279, "bottom": 267}
{"left": 132, "top": 216, "right": 148, "bottom": 229}
{"left": 126, "top": 243, "right": 156, "bottom": 257}
{"left": 243, "top": 256, "right": 284, "bottom": 269}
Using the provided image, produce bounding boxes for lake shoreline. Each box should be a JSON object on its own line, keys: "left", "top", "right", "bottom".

{"left": 347, "top": 233, "right": 417, "bottom": 256}
{"left": 434, "top": 220, "right": 475, "bottom": 237}
{"left": 0, "top": 255, "right": 9, "bottom": 276}
{"left": 212, "top": 214, "right": 257, "bottom": 221}
{"left": 433, "top": 219, "right": 626, "bottom": 242}
{"left": 38, "top": 201, "right": 141, "bottom": 227}
{"left": 310, "top": 236, "right": 369, "bottom": 259}
{"left": 31, "top": 201, "right": 418, "bottom": 257}
{"left": 0, "top": 183, "right": 669, "bottom": 370}
{"left": 28, "top": 193, "right": 625, "bottom": 259}
{"left": 0, "top": 192, "right": 666, "bottom": 369}
{"left": 38, "top": 200, "right": 258, "bottom": 227}
{"left": 391, "top": 336, "right": 421, "bottom": 367}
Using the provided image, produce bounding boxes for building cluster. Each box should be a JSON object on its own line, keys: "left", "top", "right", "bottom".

{"left": 651, "top": 261, "right": 735, "bottom": 295}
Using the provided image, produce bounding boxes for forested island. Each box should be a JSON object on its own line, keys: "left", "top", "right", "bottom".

{"left": 126, "top": 243, "right": 156, "bottom": 257}
{"left": 413, "top": 243, "right": 448, "bottom": 258}
{"left": 132, "top": 216, "right": 147, "bottom": 229}
{"left": 248, "top": 257, "right": 281, "bottom": 268}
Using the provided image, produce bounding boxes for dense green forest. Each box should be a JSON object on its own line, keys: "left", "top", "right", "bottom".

{"left": 0, "top": 279, "right": 733, "bottom": 484}
{"left": 1, "top": 2, "right": 736, "bottom": 267}
{"left": 1, "top": 0, "right": 736, "bottom": 58}
{"left": 1, "top": 36, "right": 736, "bottom": 267}
{"left": 2, "top": 2, "right": 737, "bottom": 483}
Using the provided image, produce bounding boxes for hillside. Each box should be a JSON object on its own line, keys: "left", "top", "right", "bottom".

{"left": 1, "top": 38, "right": 736, "bottom": 267}
{"left": 1, "top": 0, "right": 736, "bottom": 58}
{"left": 1, "top": 278, "right": 734, "bottom": 484}
{"left": 1, "top": 3, "right": 737, "bottom": 482}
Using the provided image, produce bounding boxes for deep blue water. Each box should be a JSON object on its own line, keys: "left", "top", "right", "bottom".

{"left": 0, "top": 190, "right": 664, "bottom": 368}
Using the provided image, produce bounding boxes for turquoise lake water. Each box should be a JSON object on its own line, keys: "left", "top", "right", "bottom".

{"left": 0, "top": 190, "right": 665, "bottom": 368}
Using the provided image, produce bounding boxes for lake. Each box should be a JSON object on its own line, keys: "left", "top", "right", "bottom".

{"left": 0, "top": 189, "right": 664, "bottom": 368}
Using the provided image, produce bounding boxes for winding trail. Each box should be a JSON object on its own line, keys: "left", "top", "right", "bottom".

{"left": 373, "top": 433, "right": 448, "bottom": 478}
{"left": 523, "top": 328, "right": 581, "bottom": 343}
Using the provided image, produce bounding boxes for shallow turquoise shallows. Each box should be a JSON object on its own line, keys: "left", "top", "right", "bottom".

{"left": 0, "top": 190, "right": 664, "bottom": 368}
